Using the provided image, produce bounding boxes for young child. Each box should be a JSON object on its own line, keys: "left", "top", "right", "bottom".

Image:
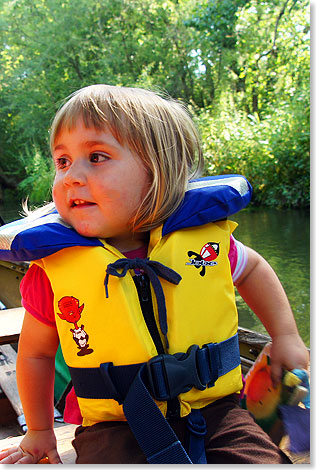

{"left": 0, "top": 85, "right": 308, "bottom": 464}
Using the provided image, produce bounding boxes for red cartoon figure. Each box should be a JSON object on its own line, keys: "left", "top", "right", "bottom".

{"left": 57, "top": 296, "right": 93, "bottom": 356}
{"left": 200, "top": 242, "right": 219, "bottom": 262}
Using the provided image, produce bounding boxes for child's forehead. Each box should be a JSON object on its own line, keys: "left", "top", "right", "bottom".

{"left": 54, "top": 113, "right": 124, "bottom": 146}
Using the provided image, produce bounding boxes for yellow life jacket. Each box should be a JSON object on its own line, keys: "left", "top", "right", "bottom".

{"left": 34, "top": 219, "right": 242, "bottom": 427}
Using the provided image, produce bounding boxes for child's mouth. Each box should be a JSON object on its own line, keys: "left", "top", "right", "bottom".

{"left": 71, "top": 199, "right": 96, "bottom": 208}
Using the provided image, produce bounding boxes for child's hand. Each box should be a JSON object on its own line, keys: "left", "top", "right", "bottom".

{"left": 0, "top": 429, "right": 62, "bottom": 464}
{"left": 269, "top": 333, "right": 309, "bottom": 387}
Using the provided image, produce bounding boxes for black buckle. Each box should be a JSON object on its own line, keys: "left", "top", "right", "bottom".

{"left": 203, "top": 343, "right": 219, "bottom": 388}
{"left": 146, "top": 345, "right": 206, "bottom": 401}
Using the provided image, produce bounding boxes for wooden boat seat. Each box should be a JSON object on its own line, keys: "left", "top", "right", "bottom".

{"left": 0, "top": 307, "right": 24, "bottom": 345}
{"left": 0, "top": 308, "right": 25, "bottom": 428}
{"left": 0, "top": 261, "right": 28, "bottom": 309}
{"left": 0, "top": 344, "right": 23, "bottom": 422}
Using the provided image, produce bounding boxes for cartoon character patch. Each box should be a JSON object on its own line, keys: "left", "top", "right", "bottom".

{"left": 186, "top": 242, "right": 219, "bottom": 276}
{"left": 57, "top": 296, "right": 94, "bottom": 356}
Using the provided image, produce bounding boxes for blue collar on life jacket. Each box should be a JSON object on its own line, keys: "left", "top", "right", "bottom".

{"left": 0, "top": 174, "right": 252, "bottom": 262}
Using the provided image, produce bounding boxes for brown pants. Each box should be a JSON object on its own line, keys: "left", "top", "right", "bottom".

{"left": 72, "top": 394, "right": 292, "bottom": 464}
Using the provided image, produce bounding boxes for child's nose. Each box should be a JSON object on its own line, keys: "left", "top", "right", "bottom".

{"left": 63, "top": 161, "right": 86, "bottom": 186}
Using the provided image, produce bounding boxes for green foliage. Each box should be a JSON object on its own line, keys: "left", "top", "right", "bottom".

{"left": 17, "top": 146, "right": 54, "bottom": 205}
{"left": 0, "top": 0, "right": 310, "bottom": 209}
{"left": 197, "top": 91, "right": 309, "bottom": 208}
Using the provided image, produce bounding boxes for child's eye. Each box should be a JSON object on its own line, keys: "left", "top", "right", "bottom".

{"left": 90, "top": 152, "right": 110, "bottom": 163}
{"left": 55, "top": 157, "right": 70, "bottom": 169}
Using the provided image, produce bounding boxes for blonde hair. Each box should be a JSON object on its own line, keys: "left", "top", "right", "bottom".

{"left": 50, "top": 84, "right": 204, "bottom": 231}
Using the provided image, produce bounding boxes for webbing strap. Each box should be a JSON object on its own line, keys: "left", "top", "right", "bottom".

{"left": 185, "top": 409, "right": 207, "bottom": 464}
{"left": 198, "top": 335, "right": 241, "bottom": 387}
{"left": 69, "top": 334, "right": 240, "bottom": 401}
{"left": 123, "top": 364, "right": 192, "bottom": 463}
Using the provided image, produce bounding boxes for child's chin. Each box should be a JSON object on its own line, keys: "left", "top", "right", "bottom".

{"left": 75, "top": 226, "right": 98, "bottom": 238}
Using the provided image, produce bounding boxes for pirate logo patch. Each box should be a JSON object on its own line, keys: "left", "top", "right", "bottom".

{"left": 186, "top": 242, "right": 219, "bottom": 276}
{"left": 57, "top": 296, "right": 94, "bottom": 356}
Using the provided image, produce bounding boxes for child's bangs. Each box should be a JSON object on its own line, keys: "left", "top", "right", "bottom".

{"left": 51, "top": 98, "right": 127, "bottom": 148}
{"left": 62, "top": 99, "right": 109, "bottom": 132}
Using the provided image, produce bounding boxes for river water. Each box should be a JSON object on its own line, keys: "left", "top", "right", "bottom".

{"left": 232, "top": 207, "right": 310, "bottom": 347}
{"left": 0, "top": 205, "right": 310, "bottom": 346}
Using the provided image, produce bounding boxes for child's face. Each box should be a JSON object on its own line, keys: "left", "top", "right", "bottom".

{"left": 52, "top": 117, "right": 150, "bottom": 251}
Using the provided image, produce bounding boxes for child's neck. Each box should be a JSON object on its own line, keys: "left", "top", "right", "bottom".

{"left": 106, "top": 232, "right": 149, "bottom": 253}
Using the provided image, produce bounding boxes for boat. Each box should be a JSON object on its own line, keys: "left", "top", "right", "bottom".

{"left": 0, "top": 261, "right": 310, "bottom": 464}
{"left": 0, "top": 260, "right": 28, "bottom": 309}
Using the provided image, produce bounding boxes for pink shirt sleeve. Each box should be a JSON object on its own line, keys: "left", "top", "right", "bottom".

{"left": 228, "top": 236, "right": 238, "bottom": 275}
{"left": 229, "top": 235, "right": 248, "bottom": 283}
{"left": 20, "top": 264, "right": 56, "bottom": 328}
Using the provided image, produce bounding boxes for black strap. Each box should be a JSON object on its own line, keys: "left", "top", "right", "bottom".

{"left": 69, "top": 334, "right": 240, "bottom": 401}
{"left": 122, "top": 364, "right": 192, "bottom": 463}
{"left": 185, "top": 409, "right": 207, "bottom": 464}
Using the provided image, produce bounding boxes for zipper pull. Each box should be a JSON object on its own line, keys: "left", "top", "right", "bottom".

{"left": 137, "top": 274, "right": 149, "bottom": 302}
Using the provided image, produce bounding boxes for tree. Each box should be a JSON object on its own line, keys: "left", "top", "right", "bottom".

{"left": 0, "top": 0, "right": 309, "bottom": 207}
